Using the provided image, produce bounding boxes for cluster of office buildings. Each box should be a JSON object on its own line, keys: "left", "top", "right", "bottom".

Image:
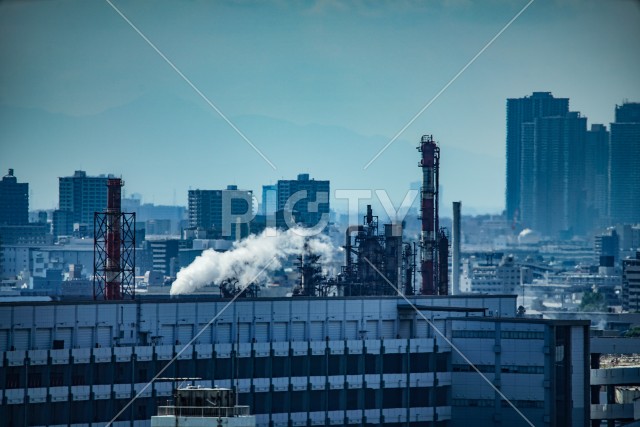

{"left": 506, "top": 94, "right": 639, "bottom": 238}
{"left": 1, "top": 93, "right": 640, "bottom": 426}
{"left": 0, "top": 170, "right": 330, "bottom": 292}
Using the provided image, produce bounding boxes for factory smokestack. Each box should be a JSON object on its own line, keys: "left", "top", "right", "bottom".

{"left": 452, "top": 201, "right": 461, "bottom": 295}
{"left": 94, "top": 177, "right": 136, "bottom": 300}
{"left": 105, "top": 178, "right": 123, "bottom": 300}
{"left": 418, "top": 135, "right": 440, "bottom": 295}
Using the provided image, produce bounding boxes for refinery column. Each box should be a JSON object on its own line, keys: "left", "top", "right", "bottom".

{"left": 417, "top": 135, "right": 440, "bottom": 295}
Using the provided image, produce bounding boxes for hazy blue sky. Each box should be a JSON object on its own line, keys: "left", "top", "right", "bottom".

{"left": 1, "top": 0, "right": 639, "bottom": 215}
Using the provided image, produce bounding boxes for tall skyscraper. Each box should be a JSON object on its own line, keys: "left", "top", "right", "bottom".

{"left": 55, "top": 170, "right": 109, "bottom": 236}
{"left": 0, "top": 169, "right": 28, "bottom": 226}
{"left": 506, "top": 92, "right": 569, "bottom": 225}
{"left": 188, "top": 185, "right": 253, "bottom": 240}
{"left": 519, "top": 112, "right": 587, "bottom": 237}
{"left": 277, "top": 173, "right": 330, "bottom": 229}
{"left": 609, "top": 102, "right": 640, "bottom": 225}
{"left": 584, "top": 124, "right": 610, "bottom": 230}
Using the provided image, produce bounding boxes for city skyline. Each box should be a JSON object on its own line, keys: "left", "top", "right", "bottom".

{"left": 1, "top": 0, "right": 639, "bottom": 214}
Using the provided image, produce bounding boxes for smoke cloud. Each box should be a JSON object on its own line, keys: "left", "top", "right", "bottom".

{"left": 170, "top": 228, "right": 335, "bottom": 295}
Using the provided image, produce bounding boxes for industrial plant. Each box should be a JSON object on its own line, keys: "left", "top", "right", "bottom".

{"left": 0, "top": 135, "right": 605, "bottom": 427}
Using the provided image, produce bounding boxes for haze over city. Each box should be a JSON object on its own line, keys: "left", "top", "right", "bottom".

{"left": 3, "top": 2, "right": 640, "bottom": 426}
{"left": 1, "top": 0, "right": 639, "bottom": 214}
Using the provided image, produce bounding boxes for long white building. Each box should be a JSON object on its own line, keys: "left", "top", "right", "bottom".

{"left": 0, "top": 294, "right": 588, "bottom": 426}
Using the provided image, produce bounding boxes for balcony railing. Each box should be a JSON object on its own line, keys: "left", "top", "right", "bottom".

{"left": 157, "top": 405, "right": 251, "bottom": 418}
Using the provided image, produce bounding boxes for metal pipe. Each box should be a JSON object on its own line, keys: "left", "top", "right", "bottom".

{"left": 345, "top": 225, "right": 363, "bottom": 270}
{"left": 452, "top": 201, "right": 461, "bottom": 295}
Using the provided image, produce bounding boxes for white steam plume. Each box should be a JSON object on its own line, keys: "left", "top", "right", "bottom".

{"left": 170, "top": 228, "right": 335, "bottom": 295}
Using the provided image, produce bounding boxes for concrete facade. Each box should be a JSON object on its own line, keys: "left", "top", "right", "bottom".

{"left": 0, "top": 295, "right": 588, "bottom": 427}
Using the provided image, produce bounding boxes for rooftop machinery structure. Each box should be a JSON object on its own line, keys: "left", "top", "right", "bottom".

{"left": 152, "top": 386, "right": 255, "bottom": 427}
{"left": 93, "top": 178, "right": 136, "bottom": 300}
{"left": 418, "top": 135, "right": 449, "bottom": 295}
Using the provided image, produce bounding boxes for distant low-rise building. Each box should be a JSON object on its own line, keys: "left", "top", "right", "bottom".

{"left": 0, "top": 169, "right": 28, "bottom": 226}
{"left": 462, "top": 254, "right": 532, "bottom": 294}
{"left": 54, "top": 170, "right": 111, "bottom": 237}
{"left": 0, "top": 224, "right": 51, "bottom": 246}
{"left": 188, "top": 186, "right": 253, "bottom": 240}
{"left": 276, "top": 173, "right": 329, "bottom": 230}
{"left": 622, "top": 251, "right": 640, "bottom": 312}
{"left": 0, "top": 246, "right": 32, "bottom": 280}
{"left": 140, "top": 239, "right": 180, "bottom": 278}
{"left": 595, "top": 228, "right": 620, "bottom": 265}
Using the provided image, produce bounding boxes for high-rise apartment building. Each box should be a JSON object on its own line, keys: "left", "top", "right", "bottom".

{"left": 609, "top": 102, "right": 640, "bottom": 225}
{"left": 188, "top": 186, "right": 253, "bottom": 240}
{"left": 506, "top": 92, "right": 569, "bottom": 224}
{"left": 0, "top": 169, "right": 28, "bottom": 226}
{"left": 585, "top": 124, "right": 610, "bottom": 230}
{"left": 54, "top": 170, "right": 109, "bottom": 236}
{"left": 518, "top": 111, "right": 587, "bottom": 237}
{"left": 276, "top": 174, "right": 329, "bottom": 229}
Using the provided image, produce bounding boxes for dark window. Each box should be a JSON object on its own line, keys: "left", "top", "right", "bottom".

{"left": 346, "top": 389, "right": 360, "bottom": 410}
{"left": 28, "top": 372, "right": 42, "bottom": 388}
{"left": 290, "top": 390, "right": 306, "bottom": 412}
{"left": 410, "top": 353, "right": 430, "bottom": 373}
{"left": 72, "top": 374, "right": 84, "bottom": 386}
{"left": 383, "top": 354, "right": 403, "bottom": 374}
{"left": 365, "top": 388, "right": 378, "bottom": 409}
{"left": 410, "top": 387, "right": 430, "bottom": 407}
{"left": 309, "top": 355, "right": 325, "bottom": 376}
{"left": 271, "top": 391, "right": 287, "bottom": 412}
{"left": 383, "top": 387, "right": 403, "bottom": 408}
{"left": 253, "top": 393, "right": 268, "bottom": 413}
{"left": 5, "top": 372, "right": 20, "bottom": 389}
{"left": 136, "top": 404, "right": 146, "bottom": 421}
{"left": 215, "top": 359, "right": 231, "bottom": 380}
{"left": 309, "top": 390, "right": 325, "bottom": 411}
{"left": 346, "top": 354, "right": 362, "bottom": 375}
{"left": 291, "top": 356, "right": 308, "bottom": 377}
{"left": 328, "top": 355, "right": 343, "bottom": 375}
{"left": 253, "top": 357, "right": 269, "bottom": 378}
{"left": 328, "top": 390, "right": 342, "bottom": 410}
{"left": 436, "top": 353, "right": 448, "bottom": 372}
{"left": 50, "top": 372, "right": 63, "bottom": 387}
{"left": 237, "top": 392, "right": 250, "bottom": 406}
{"left": 272, "top": 356, "right": 288, "bottom": 378}
{"left": 365, "top": 354, "right": 379, "bottom": 374}
{"left": 435, "top": 386, "right": 450, "bottom": 406}
{"left": 237, "top": 358, "right": 252, "bottom": 379}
